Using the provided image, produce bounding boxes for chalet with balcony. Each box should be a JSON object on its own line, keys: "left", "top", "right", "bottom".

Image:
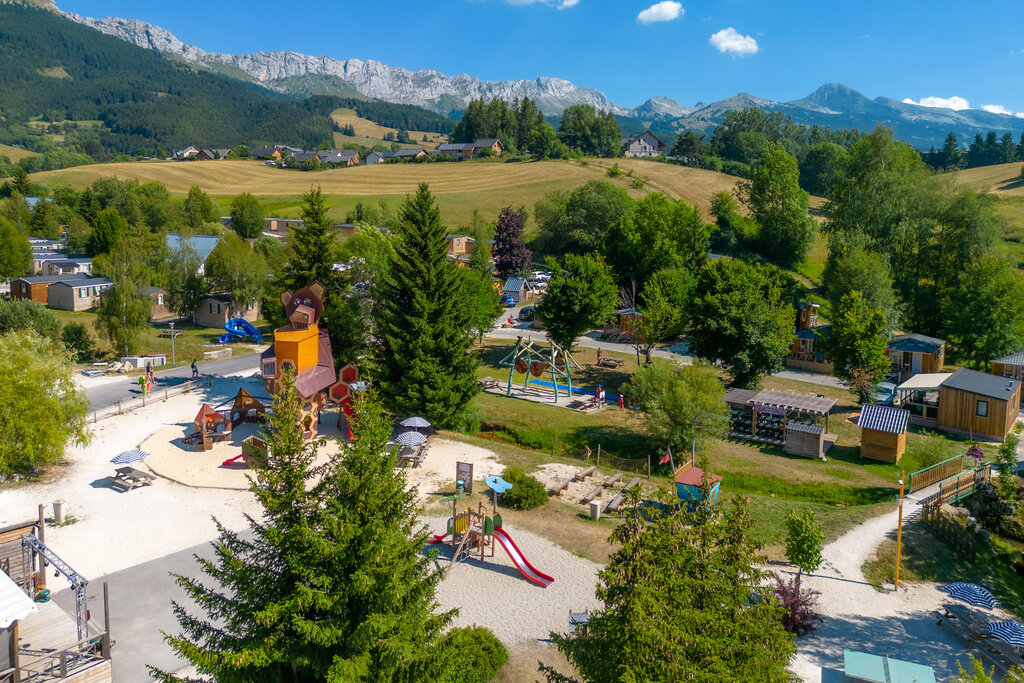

{"left": 888, "top": 333, "right": 945, "bottom": 382}
{"left": 785, "top": 302, "right": 833, "bottom": 373}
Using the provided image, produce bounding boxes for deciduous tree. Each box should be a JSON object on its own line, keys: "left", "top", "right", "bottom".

{"left": 0, "top": 329, "right": 89, "bottom": 477}
{"left": 163, "top": 240, "right": 208, "bottom": 323}
{"left": 625, "top": 361, "right": 727, "bottom": 455}
{"left": 0, "top": 218, "right": 31, "bottom": 280}
{"left": 535, "top": 253, "right": 617, "bottom": 350}
{"left": 95, "top": 242, "right": 152, "bottom": 355}
{"left": 943, "top": 257, "right": 1024, "bottom": 367}
{"left": 492, "top": 206, "right": 531, "bottom": 279}
{"left": 182, "top": 185, "right": 216, "bottom": 231}
{"left": 541, "top": 488, "right": 795, "bottom": 682}
{"left": 373, "top": 183, "right": 478, "bottom": 426}
{"left": 205, "top": 232, "right": 269, "bottom": 307}
{"left": 229, "top": 192, "right": 264, "bottom": 239}
{"left": 784, "top": 509, "right": 824, "bottom": 577}
{"left": 88, "top": 207, "right": 130, "bottom": 256}
{"left": 824, "top": 291, "right": 892, "bottom": 404}
{"left": 0, "top": 298, "right": 61, "bottom": 340}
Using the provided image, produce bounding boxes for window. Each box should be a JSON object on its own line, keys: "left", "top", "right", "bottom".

{"left": 21, "top": 283, "right": 27, "bottom": 293}
{"left": 976, "top": 400, "right": 989, "bottom": 418}
{"left": 209, "top": 303, "right": 215, "bottom": 314}
{"left": 262, "top": 361, "right": 275, "bottom": 376}
{"left": 157, "top": 294, "right": 164, "bottom": 305}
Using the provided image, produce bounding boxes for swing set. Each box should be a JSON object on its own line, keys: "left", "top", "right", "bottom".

{"left": 499, "top": 336, "right": 581, "bottom": 404}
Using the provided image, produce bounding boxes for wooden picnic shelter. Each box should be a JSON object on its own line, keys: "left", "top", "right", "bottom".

{"left": 727, "top": 388, "right": 836, "bottom": 457}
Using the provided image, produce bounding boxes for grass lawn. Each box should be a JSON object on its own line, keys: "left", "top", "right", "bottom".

{"left": 863, "top": 524, "right": 1024, "bottom": 620}
{"left": 0, "top": 142, "right": 38, "bottom": 162}
{"left": 51, "top": 309, "right": 267, "bottom": 371}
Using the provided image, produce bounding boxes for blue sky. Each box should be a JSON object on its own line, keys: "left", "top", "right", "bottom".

{"left": 61, "top": 0, "right": 1024, "bottom": 114}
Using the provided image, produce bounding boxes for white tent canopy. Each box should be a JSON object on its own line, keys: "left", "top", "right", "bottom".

{"left": 0, "top": 570, "right": 37, "bottom": 628}
{"left": 896, "top": 372, "right": 953, "bottom": 393}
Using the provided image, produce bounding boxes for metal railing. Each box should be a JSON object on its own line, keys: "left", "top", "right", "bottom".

{"left": 90, "top": 375, "right": 213, "bottom": 423}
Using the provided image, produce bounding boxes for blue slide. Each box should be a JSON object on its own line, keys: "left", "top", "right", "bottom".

{"left": 218, "top": 318, "right": 263, "bottom": 344}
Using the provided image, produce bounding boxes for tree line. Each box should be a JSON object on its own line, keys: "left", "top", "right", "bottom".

{"left": 926, "top": 129, "right": 1024, "bottom": 171}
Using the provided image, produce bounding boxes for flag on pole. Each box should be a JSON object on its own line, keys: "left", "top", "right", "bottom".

{"left": 659, "top": 446, "right": 673, "bottom": 466}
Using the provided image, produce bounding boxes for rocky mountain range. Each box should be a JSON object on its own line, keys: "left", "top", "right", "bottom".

{"left": 61, "top": 6, "right": 1024, "bottom": 147}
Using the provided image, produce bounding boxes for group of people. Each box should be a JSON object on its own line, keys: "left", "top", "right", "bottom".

{"left": 139, "top": 359, "right": 201, "bottom": 394}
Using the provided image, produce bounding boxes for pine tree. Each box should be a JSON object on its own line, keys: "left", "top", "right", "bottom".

{"left": 152, "top": 377, "right": 462, "bottom": 682}
{"left": 372, "top": 183, "right": 478, "bottom": 426}
{"left": 541, "top": 485, "right": 795, "bottom": 682}
{"left": 940, "top": 131, "right": 962, "bottom": 170}
{"left": 286, "top": 185, "right": 338, "bottom": 291}
{"left": 492, "top": 206, "right": 531, "bottom": 279}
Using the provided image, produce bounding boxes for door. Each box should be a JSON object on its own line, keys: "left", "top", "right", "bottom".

{"left": 911, "top": 353, "right": 922, "bottom": 374}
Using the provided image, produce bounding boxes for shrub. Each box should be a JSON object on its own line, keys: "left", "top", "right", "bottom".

{"left": 606, "top": 163, "right": 623, "bottom": 178}
{"left": 60, "top": 322, "right": 94, "bottom": 362}
{"left": 773, "top": 573, "right": 824, "bottom": 635}
{"left": 501, "top": 466, "right": 547, "bottom": 510}
{"left": 411, "top": 626, "right": 508, "bottom": 683}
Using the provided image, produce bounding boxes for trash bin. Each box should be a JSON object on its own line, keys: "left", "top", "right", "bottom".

{"left": 53, "top": 500, "right": 64, "bottom": 524}
{"left": 589, "top": 500, "right": 601, "bottom": 521}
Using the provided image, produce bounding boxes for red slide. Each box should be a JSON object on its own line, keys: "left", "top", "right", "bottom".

{"left": 493, "top": 526, "right": 554, "bottom": 588}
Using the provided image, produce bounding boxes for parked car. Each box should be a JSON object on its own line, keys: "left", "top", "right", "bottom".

{"left": 871, "top": 382, "right": 897, "bottom": 406}
{"left": 500, "top": 294, "right": 517, "bottom": 307}
{"left": 519, "top": 306, "right": 535, "bottom": 321}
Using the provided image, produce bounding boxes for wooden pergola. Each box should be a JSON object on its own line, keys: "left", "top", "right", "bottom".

{"left": 726, "top": 388, "right": 837, "bottom": 455}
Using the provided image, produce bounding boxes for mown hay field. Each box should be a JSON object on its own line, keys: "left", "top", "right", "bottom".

{"left": 947, "top": 161, "right": 1024, "bottom": 197}
{"left": 0, "top": 142, "right": 38, "bottom": 162}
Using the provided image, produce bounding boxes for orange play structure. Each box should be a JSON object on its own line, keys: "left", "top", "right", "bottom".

{"left": 187, "top": 404, "right": 231, "bottom": 451}
{"left": 261, "top": 283, "right": 338, "bottom": 439}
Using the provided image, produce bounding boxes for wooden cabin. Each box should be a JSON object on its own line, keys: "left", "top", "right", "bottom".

{"left": 888, "top": 333, "right": 945, "bottom": 382}
{"left": 991, "top": 350, "right": 1024, "bottom": 380}
{"left": 936, "top": 368, "right": 1021, "bottom": 442}
{"left": 674, "top": 464, "right": 722, "bottom": 509}
{"left": 785, "top": 302, "right": 832, "bottom": 372}
{"left": 858, "top": 403, "right": 910, "bottom": 463}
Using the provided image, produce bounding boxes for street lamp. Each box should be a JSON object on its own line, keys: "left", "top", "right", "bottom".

{"left": 169, "top": 321, "right": 176, "bottom": 368}
{"left": 895, "top": 471, "right": 905, "bottom": 590}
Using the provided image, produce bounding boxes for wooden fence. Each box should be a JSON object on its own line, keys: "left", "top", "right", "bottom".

{"left": 90, "top": 376, "right": 213, "bottom": 423}
{"left": 921, "top": 503, "right": 978, "bottom": 561}
{"left": 908, "top": 455, "right": 967, "bottom": 493}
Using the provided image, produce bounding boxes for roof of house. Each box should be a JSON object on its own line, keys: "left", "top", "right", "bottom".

{"left": 787, "top": 421, "right": 824, "bottom": 435}
{"left": 896, "top": 372, "right": 953, "bottom": 393}
{"left": 472, "top": 138, "right": 501, "bottom": 148}
{"left": 858, "top": 404, "right": 910, "bottom": 434}
{"left": 993, "top": 349, "right": 1024, "bottom": 366}
{"left": 725, "top": 388, "right": 836, "bottom": 415}
{"left": 166, "top": 233, "right": 222, "bottom": 264}
{"left": 281, "top": 146, "right": 304, "bottom": 154}
{"left": 622, "top": 130, "right": 665, "bottom": 147}
{"left": 795, "top": 324, "right": 831, "bottom": 340}
{"left": 942, "top": 368, "right": 1021, "bottom": 401}
{"left": 396, "top": 148, "right": 426, "bottom": 157}
{"left": 292, "top": 151, "right": 320, "bottom": 163}
{"left": 503, "top": 277, "right": 528, "bottom": 292}
{"left": 674, "top": 465, "right": 723, "bottom": 488}
{"left": 888, "top": 333, "right": 945, "bottom": 353}
{"left": 13, "top": 273, "right": 89, "bottom": 284}
{"left": 50, "top": 277, "right": 112, "bottom": 289}
{"left": 436, "top": 143, "right": 471, "bottom": 152}
{"left": 141, "top": 286, "right": 164, "bottom": 296}
{"left": 46, "top": 258, "right": 92, "bottom": 268}
{"left": 251, "top": 145, "right": 281, "bottom": 156}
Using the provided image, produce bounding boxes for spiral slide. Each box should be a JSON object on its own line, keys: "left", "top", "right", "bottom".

{"left": 219, "top": 318, "right": 263, "bottom": 344}
{"left": 493, "top": 526, "right": 554, "bottom": 588}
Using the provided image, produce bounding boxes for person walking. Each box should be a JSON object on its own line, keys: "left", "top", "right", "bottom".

{"left": 618, "top": 391, "right": 625, "bottom": 409}
{"left": 145, "top": 361, "right": 154, "bottom": 382}
{"left": 191, "top": 359, "right": 199, "bottom": 380}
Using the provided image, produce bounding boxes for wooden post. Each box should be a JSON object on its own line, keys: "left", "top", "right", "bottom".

{"left": 117, "top": 400, "right": 122, "bottom": 415}
{"left": 9, "top": 619, "right": 19, "bottom": 683}
{"left": 102, "top": 582, "right": 111, "bottom": 659}
{"left": 37, "top": 504, "right": 46, "bottom": 588}
{"left": 59, "top": 651, "right": 67, "bottom": 677}
{"left": 596, "top": 444, "right": 601, "bottom": 468}
{"left": 647, "top": 453, "right": 651, "bottom": 479}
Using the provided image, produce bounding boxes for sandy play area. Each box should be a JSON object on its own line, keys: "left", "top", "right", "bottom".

{"left": 402, "top": 438, "right": 505, "bottom": 504}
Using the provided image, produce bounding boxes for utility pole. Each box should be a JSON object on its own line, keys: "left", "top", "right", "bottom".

{"left": 895, "top": 471, "right": 905, "bottom": 590}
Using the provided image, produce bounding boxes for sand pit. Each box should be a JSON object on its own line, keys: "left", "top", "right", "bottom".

{"left": 403, "top": 438, "right": 505, "bottom": 503}
{"left": 143, "top": 417, "right": 346, "bottom": 490}
{"left": 426, "top": 515, "right": 602, "bottom": 646}
{"left": 532, "top": 462, "right": 609, "bottom": 504}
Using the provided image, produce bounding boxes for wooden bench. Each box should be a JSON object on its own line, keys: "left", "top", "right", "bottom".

{"left": 581, "top": 486, "right": 602, "bottom": 504}
{"left": 984, "top": 638, "right": 1024, "bottom": 675}
{"left": 574, "top": 466, "right": 596, "bottom": 481}
{"left": 603, "top": 472, "right": 623, "bottom": 488}
{"left": 604, "top": 494, "right": 624, "bottom": 513}
{"left": 623, "top": 477, "right": 641, "bottom": 492}
{"left": 548, "top": 478, "right": 573, "bottom": 496}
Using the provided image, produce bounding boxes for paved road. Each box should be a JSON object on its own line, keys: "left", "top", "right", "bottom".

{"left": 86, "top": 353, "right": 261, "bottom": 412}
{"left": 53, "top": 536, "right": 230, "bottom": 682}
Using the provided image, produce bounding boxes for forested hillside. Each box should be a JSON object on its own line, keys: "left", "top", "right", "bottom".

{"left": 0, "top": 5, "right": 451, "bottom": 159}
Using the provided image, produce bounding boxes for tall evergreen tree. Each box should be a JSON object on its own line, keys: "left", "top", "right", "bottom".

{"left": 285, "top": 186, "right": 338, "bottom": 291}
{"left": 372, "top": 183, "right": 478, "bottom": 426}
{"left": 492, "top": 206, "right": 531, "bottom": 279}
{"left": 152, "top": 378, "right": 467, "bottom": 681}
{"left": 940, "top": 132, "right": 963, "bottom": 170}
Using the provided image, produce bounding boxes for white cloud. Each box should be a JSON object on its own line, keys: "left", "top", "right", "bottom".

{"left": 709, "top": 27, "right": 759, "bottom": 56}
{"left": 982, "top": 104, "right": 1011, "bottom": 115}
{"left": 637, "top": 1, "right": 683, "bottom": 24}
{"left": 505, "top": 0, "right": 577, "bottom": 7}
{"left": 901, "top": 95, "right": 970, "bottom": 111}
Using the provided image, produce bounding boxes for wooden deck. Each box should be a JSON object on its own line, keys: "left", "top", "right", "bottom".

{"left": 18, "top": 600, "right": 82, "bottom": 656}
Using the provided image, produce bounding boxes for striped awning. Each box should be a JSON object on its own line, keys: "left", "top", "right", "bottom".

{"left": 858, "top": 404, "right": 910, "bottom": 434}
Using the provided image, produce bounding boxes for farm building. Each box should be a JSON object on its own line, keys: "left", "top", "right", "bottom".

{"left": 622, "top": 131, "right": 665, "bottom": 158}
{"left": 9, "top": 274, "right": 87, "bottom": 304}
{"left": 857, "top": 403, "right": 910, "bottom": 463}
{"left": 472, "top": 138, "right": 504, "bottom": 156}
{"left": 937, "top": 369, "right": 1021, "bottom": 442}
{"left": 46, "top": 277, "right": 112, "bottom": 312}
{"left": 785, "top": 302, "right": 832, "bottom": 373}
{"left": 364, "top": 151, "right": 395, "bottom": 164}
{"left": 195, "top": 294, "right": 260, "bottom": 328}
{"left": 888, "top": 333, "right": 946, "bottom": 382}
{"left": 726, "top": 388, "right": 836, "bottom": 458}
{"left": 896, "top": 369, "right": 1021, "bottom": 442}
{"left": 991, "top": 349, "right": 1024, "bottom": 380}
{"left": 395, "top": 148, "right": 427, "bottom": 161}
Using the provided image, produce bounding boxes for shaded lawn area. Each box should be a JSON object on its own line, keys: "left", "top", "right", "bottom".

{"left": 863, "top": 524, "right": 1024, "bottom": 620}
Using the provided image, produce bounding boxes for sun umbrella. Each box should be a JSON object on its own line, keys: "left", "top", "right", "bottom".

{"left": 988, "top": 621, "right": 1024, "bottom": 648}
{"left": 400, "top": 416, "right": 431, "bottom": 429}
{"left": 941, "top": 582, "right": 1000, "bottom": 610}
{"left": 395, "top": 431, "right": 427, "bottom": 448}
{"left": 111, "top": 449, "right": 149, "bottom": 465}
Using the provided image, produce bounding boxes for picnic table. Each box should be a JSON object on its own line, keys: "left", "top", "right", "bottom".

{"left": 107, "top": 466, "right": 154, "bottom": 492}
{"left": 478, "top": 377, "right": 500, "bottom": 390}
{"left": 935, "top": 603, "right": 1023, "bottom": 674}
{"left": 397, "top": 443, "right": 427, "bottom": 468}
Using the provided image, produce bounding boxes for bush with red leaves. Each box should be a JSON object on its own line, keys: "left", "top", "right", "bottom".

{"left": 773, "top": 573, "right": 825, "bottom": 636}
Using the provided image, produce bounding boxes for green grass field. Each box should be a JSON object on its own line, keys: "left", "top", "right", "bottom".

{"left": 0, "top": 142, "right": 38, "bottom": 162}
